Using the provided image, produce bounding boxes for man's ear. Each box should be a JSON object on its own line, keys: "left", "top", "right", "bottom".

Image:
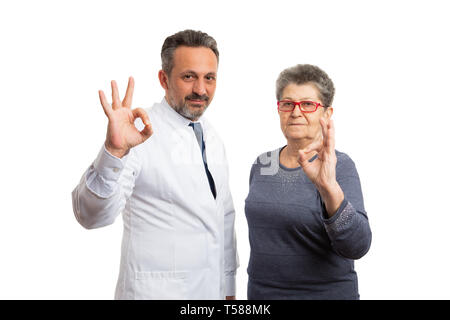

{"left": 158, "top": 70, "right": 169, "bottom": 90}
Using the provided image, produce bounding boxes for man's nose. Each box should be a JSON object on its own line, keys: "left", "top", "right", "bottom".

{"left": 193, "top": 79, "right": 207, "bottom": 96}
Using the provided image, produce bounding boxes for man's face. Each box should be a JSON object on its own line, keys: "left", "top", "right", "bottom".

{"left": 162, "top": 46, "right": 218, "bottom": 121}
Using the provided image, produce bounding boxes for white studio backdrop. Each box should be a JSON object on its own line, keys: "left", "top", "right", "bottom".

{"left": 1, "top": 0, "right": 449, "bottom": 299}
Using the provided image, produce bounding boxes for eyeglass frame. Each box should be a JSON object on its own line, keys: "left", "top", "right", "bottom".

{"left": 277, "top": 100, "right": 325, "bottom": 113}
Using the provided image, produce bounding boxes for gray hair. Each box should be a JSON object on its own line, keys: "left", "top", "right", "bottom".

{"left": 276, "top": 64, "right": 335, "bottom": 108}
{"left": 161, "top": 29, "right": 219, "bottom": 75}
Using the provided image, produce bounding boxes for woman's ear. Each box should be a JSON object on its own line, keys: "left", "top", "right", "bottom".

{"left": 324, "top": 107, "right": 334, "bottom": 121}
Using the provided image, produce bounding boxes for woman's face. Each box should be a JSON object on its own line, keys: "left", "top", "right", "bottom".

{"left": 279, "top": 83, "right": 333, "bottom": 142}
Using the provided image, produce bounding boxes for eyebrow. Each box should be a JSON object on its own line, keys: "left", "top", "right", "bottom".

{"left": 181, "top": 70, "right": 196, "bottom": 75}
{"left": 181, "top": 70, "right": 217, "bottom": 76}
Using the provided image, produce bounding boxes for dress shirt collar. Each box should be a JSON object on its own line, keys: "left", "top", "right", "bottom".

{"left": 160, "top": 97, "right": 205, "bottom": 128}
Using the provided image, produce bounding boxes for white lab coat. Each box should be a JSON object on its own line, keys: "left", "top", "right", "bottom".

{"left": 72, "top": 98, "right": 239, "bottom": 299}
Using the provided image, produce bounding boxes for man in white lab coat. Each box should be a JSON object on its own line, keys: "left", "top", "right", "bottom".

{"left": 72, "top": 30, "right": 239, "bottom": 300}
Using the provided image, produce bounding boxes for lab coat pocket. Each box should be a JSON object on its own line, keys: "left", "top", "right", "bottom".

{"left": 134, "top": 271, "right": 188, "bottom": 300}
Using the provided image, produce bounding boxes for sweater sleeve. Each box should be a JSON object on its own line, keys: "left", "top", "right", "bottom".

{"left": 321, "top": 154, "right": 372, "bottom": 259}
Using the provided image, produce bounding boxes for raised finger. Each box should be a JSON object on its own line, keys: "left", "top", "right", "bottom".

{"left": 327, "top": 119, "right": 335, "bottom": 152}
{"left": 98, "top": 90, "right": 112, "bottom": 117}
{"left": 320, "top": 117, "right": 328, "bottom": 145}
{"left": 122, "top": 76, "right": 134, "bottom": 108}
{"left": 111, "top": 80, "right": 121, "bottom": 109}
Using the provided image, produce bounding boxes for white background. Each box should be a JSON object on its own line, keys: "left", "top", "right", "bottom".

{"left": 1, "top": 0, "right": 449, "bottom": 299}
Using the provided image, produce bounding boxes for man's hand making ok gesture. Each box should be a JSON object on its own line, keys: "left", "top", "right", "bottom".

{"left": 99, "top": 77, "right": 153, "bottom": 158}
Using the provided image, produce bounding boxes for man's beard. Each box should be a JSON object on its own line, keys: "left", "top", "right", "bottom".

{"left": 173, "top": 93, "right": 210, "bottom": 121}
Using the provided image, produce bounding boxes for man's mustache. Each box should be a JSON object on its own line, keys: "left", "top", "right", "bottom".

{"left": 185, "top": 93, "right": 209, "bottom": 102}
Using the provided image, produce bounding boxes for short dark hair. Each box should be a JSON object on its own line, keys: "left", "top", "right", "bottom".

{"left": 161, "top": 29, "right": 219, "bottom": 75}
{"left": 276, "top": 64, "right": 335, "bottom": 108}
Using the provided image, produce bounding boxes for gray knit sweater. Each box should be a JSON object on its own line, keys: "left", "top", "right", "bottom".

{"left": 245, "top": 147, "right": 372, "bottom": 300}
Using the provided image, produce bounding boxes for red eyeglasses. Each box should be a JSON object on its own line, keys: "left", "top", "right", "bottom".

{"left": 277, "top": 100, "right": 324, "bottom": 113}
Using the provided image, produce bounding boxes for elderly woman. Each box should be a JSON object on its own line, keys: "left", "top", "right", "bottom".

{"left": 245, "top": 64, "right": 372, "bottom": 300}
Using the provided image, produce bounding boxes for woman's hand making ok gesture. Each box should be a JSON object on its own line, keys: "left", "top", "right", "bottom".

{"left": 297, "top": 118, "right": 344, "bottom": 217}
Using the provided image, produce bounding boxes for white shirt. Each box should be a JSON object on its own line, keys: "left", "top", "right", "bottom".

{"left": 72, "top": 98, "right": 239, "bottom": 300}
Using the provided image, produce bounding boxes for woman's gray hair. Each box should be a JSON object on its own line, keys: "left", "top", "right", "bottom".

{"left": 276, "top": 64, "right": 335, "bottom": 108}
{"left": 161, "top": 29, "right": 219, "bottom": 75}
